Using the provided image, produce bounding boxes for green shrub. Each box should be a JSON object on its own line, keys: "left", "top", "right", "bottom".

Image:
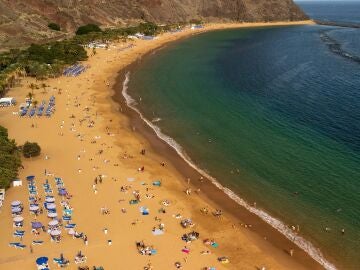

{"left": 76, "top": 24, "right": 102, "bottom": 35}
{"left": 22, "top": 141, "right": 41, "bottom": 158}
{"left": 48, "top": 23, "right": 61, "bottom": 31}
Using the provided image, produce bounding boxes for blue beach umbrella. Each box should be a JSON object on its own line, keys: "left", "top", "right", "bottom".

{"left": 46, "top": 203, "right": 56, "bottom": 210}
{"left": 36, "top": 256, "right": 48, "bottom": 265}
{"left": 11, "top": 207, "right": 21, "bottom": 213}
{"left": 11, "top": 200, "right": 21, "bottom": 207}
{"left": 58, "top": 189, "right": 67, "bottom": 196}
{"left": 26, "top": 175, "right": 35, "bottom": 181}
{"left": 32, "top": 221, "right": 43, "bottom": 229}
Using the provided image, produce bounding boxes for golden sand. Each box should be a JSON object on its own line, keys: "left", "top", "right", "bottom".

{"left": 0, "top": 21, "right": 320, "bottom": 270}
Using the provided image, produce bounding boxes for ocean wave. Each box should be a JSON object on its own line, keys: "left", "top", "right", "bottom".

{"left": 320, "top": 30, "right": 360, "bottom": 64}
{"left": 122, "top": 72, "right": 337, "bottom": 270}
{"left": 151, "top": 117, "right": 162, "bottom": 123}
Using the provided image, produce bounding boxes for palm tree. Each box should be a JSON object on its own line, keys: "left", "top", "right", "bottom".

{"left": 32, "top": 100, "right": 38, "bottom": 108}
{"left": 26, "top": 92, "right": 34, "bottom": 101}
{"left": 28, "top": 83, "right": 37, "bottom": 95}
{"left": 40, "top": 83, "right": 47, "bottom": 94}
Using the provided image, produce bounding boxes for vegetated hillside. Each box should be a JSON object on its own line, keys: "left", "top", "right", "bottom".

{"left": 0, "top": 0, "right": 307, "bottom": 49}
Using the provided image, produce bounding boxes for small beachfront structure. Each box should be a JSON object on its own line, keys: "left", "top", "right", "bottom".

{"left": 0, "top": 97, "right": 16, "bottom": 107}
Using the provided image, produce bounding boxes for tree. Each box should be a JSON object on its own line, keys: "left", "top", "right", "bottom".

{"left": 48, "top": 23, "right": 61, "bottom": 31}
{"left": 22, "top": 141, "right": 41, "bottom": 158}
{"left": 0, "top": 126, "right": 21, "bottom": 189}
{"left": 27, "top": 92, "right": 34, "bottom": 101}
{"left": 29, "top": 83, "right": 37, "bottom": 95}
{"left": 76, "top": 24, "right": 102, "bottom": 35}
{"left": 40, "top": 83, "right": 47, "bottom": 94}
{"left": 32, "top": 100, "right": 38, "bottom": 108}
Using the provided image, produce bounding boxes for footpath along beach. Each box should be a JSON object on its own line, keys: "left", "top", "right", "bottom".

{"left": 0, "top": 21, "right": 325, "bottom": 270}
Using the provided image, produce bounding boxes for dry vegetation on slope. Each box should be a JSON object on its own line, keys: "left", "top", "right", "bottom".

{"left": 0, "top": 0, "right": 307, "bottom": 49}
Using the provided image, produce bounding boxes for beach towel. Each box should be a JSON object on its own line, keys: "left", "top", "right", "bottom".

{"left": 129, "top": 200, "right": 139, "bottom": 205}
{"left": 32, "top": 240, "right": 44, "bottom": 245}
{"left": 127, "top": 177, "right": 135, "bottom": 182}
{"left": 211, "top": 242, "right": 219, "bottom": 248}
{"left": 151, "top": 249, "right": 157, "bottom": 255}
{"left": 140, "top": 206, "right": 149, "bottom": 215}
{"left": 152, "top": 229, "right": 164, "bottom": 236}
{"left": 152, "top": 180, "right": 161, "bottom": 187}
{"left": 181, "top": 248, "right": 190, "bottom": 254}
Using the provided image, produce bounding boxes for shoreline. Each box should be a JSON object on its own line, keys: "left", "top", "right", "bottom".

{"left": 113, "top": 21, "right": 338, "bottom": 270}
{"left": 111, "top": 36, "right": 336, "bottom": 270}
{"left": 0, "top": 20, "right": 336, "bottom": 270}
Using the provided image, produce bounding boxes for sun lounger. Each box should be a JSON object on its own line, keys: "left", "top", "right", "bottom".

{"left": 20, "top": 108, "right": 28, "bottom": 117}
{"left": 32, "top": 240, "right": 44, "bottom": 245}
{"left": 62, "top": 216, "right": 71, "bottom": 221}
{"left": 13, "top": 231, "right": 25, "bottom": 238}
{"left": 29, "top": 108, "right": 36, "bottom": 117}
{"left": 9, "top": 242, "right": 26, "bottom": 249}
{"left": 64, "top": 223, "right": 76, "bottom": 229}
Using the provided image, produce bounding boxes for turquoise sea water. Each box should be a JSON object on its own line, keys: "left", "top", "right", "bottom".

{"left": 124, "top": 4, "right": 360, "bottom": 270}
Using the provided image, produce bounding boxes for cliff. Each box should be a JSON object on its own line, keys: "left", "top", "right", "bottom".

{"left": 0, "top": 0, "right": 308, "bottom": 49}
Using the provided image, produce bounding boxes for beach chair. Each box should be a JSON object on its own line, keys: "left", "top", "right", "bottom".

{"left": 64, "top": 223, "right": 76, "bottom": 229}
{"left": 29, "top": 108, "right": 36, "bottom": 117}
{"left": 10, "top": 242, "right": 26, "bottom": 249}
{"left": 20, "top": 108, "right": 28, "bottom": 117}
{"left": 13, "top": 231, "right": 25, "bottom": 238}
{"left": 62, "top": 215, "right": 71, "bottom": 221}
{"left": 32, "top": 240, "right": 44, "bottom": 245}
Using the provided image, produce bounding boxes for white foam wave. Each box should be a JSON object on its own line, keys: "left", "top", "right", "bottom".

{"left": 122, "top": 72, "right": 337, "bottom": 270}
{"left": 152, "top": 117, "right": 162, "bottom": 123}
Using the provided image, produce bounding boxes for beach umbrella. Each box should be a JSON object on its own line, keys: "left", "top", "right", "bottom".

{"left": 32, "top": 221, "right": 42, "bottom": 229}
{"left": 26, "top": 175, "right": 35, "bottom": 181}
{"left": 45, "top": 197, "right": 55, "bottom": 203}
{"left": 11, "top": 207, "right": 21, "bottom": 213}
{"left": 48, "top": 220, "right": 59, "bottom": 227}
{"left": 58, "top": 189, "right": 67, "bottom": 196}
{"left": 29, "top": 205, "right": 39, "bottom": 212}
{"left": 13, "top": 216, "right": 24, "bottom": 222}
{"left": 47, "top": 212, "right": 58, "bottom": 218}
{"left": 50, "top": 230, "right": 61, "bottom": 236}
{"left": 36, "top": 257, "right": 48, "bottom": 265}
{"left": 46, "top": 203, "right": 56, "bottom": 210}
{"left": 11, "top": 200, "right": 21, "bottom": 207}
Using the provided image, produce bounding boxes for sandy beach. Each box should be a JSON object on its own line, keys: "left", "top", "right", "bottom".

{"left": 0, "top": 20, "right": 324, "bottom": 270}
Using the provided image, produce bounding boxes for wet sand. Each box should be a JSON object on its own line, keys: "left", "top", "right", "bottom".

{"left": 0, "top": 21, "right": 327, "bottom": 270}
